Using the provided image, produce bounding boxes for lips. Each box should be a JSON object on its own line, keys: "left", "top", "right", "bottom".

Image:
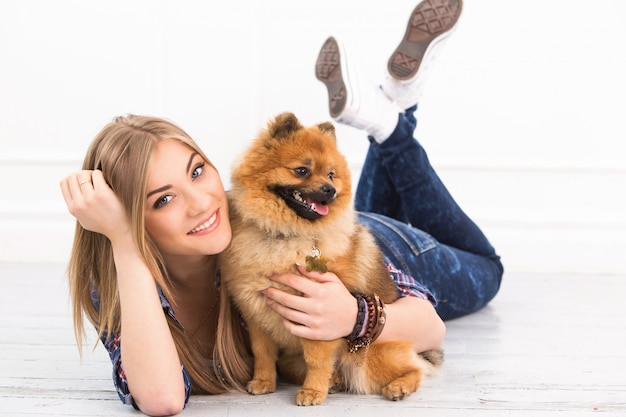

{"left": 188, "top": 211, "right": 218, "bottom": 234}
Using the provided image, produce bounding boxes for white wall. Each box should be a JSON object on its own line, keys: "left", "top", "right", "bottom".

{"left": 1, "top": 0, "right": 625, "bottom": 274}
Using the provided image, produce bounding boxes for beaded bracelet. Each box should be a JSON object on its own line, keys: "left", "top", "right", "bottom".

{"left": 344, "top": 293, "right": 386, "bottom": 353}
{"left": 345, "top": 293, "right": 368, "bottom": 341}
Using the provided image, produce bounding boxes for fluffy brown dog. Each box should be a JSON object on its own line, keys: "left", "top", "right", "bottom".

{"left": 220, "top": 112, "right": 442, "bottom": 406}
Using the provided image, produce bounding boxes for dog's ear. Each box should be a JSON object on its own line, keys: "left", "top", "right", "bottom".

{"left": 269, "top": 112, "right": 303, "bottom": 139}
{"left": 316, "top": 122, "right": 336, "bottom": 140}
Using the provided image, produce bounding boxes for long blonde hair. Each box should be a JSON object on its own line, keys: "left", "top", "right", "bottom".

{"left": 68, "top": 114, "right": 251, "bottom": 394}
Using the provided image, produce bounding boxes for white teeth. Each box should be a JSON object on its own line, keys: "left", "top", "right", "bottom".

{"left": 293, "top": 191, "right": 304, "bottom": 203}
{"left": 189, "top": 213, "right": 217, "bottom": 234}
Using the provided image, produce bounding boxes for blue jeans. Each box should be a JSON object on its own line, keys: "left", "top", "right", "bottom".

{"left": 355, "top": 106, "right": 503, "bottom": 321}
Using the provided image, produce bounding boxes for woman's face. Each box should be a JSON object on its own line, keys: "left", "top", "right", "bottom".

{"left": 144, "top": 139, "right": 231, "bottom": 258}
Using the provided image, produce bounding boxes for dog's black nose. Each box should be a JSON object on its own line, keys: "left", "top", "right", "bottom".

{"left": 321, "top": 184, "right": 336, "bottom": 199}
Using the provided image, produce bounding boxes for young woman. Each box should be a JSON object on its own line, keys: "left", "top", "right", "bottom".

{"left": 60, "top": 1, "right": 501, "bottom": 415}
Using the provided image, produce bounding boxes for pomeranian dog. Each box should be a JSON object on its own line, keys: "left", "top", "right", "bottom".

{"left": 220, "top": 112, "right": 442, "bottom": 406}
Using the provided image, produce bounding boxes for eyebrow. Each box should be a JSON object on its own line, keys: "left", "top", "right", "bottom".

{"left": 147, "top": 184, "right": 171, "bottom": 199}
{"left": 186, "top": 152, "right": 199, "bottom": 173}
{"left": 146, "top": 151, "right": 199, "bottom": 199}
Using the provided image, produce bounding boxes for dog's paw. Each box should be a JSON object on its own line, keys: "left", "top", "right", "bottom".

{"left": 247, "top": 379, "right": 276, "bottom": 395}
{"left": 382, "top": 381, "right": 413, "bottom": 401}
{"left": 296, "top": 388, "right": 327, "bottom": 406}
{"left": 328, "top": 371, "right": 345, "bottom": 394}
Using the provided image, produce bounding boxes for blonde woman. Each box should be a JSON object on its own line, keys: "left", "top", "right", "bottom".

{"left": 60, "top": 1, "right": 500, "bottom": 415}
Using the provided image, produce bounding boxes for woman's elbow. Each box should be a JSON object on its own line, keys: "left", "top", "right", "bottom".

{"left": 414, "top": 298, "right": 446, "bottom": 352}
{"left": 418, "top": 308, "right": 446, "bottom": 352}
{"left": 135, "top": 390, "right": 185, "bottom": 416}
{"left": 432, "top": 317, "right": 446, "bottom": 350}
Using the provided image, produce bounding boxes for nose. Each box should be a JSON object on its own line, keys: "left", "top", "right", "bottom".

{"left": 321, "top": 184, "right": 336, "bottom": 201}
{"left": 186, "top": 186, "right": 212, "bottom": 216}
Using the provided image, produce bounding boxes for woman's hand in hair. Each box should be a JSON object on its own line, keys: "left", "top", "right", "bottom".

{"left": 60, "top": 170, "right": 131, "bottom": 242}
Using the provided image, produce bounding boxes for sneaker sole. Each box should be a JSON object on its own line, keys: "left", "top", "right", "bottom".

{"left": 388, "top": 0, "right": 463, "bottom": 80}
{"left": 315, "top": 37, "right": 347, "bottom": 118}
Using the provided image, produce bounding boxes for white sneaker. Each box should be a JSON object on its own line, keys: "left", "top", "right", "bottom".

{"left": 382, "top": 0, "right": 463, "bottom": 109}
{"left": 315, "top": 36, "right": 402, "bottom": 143}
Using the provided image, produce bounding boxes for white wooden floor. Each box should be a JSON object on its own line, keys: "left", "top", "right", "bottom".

{"left": 1, "top": 262, "right": 625, "bottom": 416}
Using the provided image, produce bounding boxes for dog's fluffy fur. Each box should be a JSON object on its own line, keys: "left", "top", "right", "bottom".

{"left": 220, "top": 112, "right": 442, "bottom": 405}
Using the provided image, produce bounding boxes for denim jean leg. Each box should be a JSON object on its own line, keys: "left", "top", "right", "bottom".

{"left": 359, "top": 212, "right": 502, "bottom": 320}
{"left": 368, "top": 107, "right": 499, "bottom": 260}
{"left": 353, "top": 138, "right": 403, "bottom": 221}
{"left": 354, "top": 113, "right": 412, "bottom": 222}
{"left": 355, "top": 106, "right": 503, "bottom": 319}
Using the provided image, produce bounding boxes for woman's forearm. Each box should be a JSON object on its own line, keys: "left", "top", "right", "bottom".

{"left": 265, "top": 268, "right": 446, "bottom": 352}
{"left": 376, "top": 296, "right": 445, "bottom": 352}
{"left": 113, "top": 234, "right": 186, "bottom": 416}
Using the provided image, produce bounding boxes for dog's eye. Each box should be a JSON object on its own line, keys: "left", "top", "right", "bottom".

{"left": 328, "top": 171, "right": 335, "bottom": 181}
{"left": 294, "top": 167, "right": 310, "bottom": 178}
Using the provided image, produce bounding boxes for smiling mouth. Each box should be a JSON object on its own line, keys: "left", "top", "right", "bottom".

{"left": 274, "top": 187, "right": 332, "bottom": 221}
{"left": 188, "top": 212, "right": 218, "bottom": 234}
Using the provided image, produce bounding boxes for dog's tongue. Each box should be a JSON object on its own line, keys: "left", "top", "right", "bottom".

{"left": 306, "top": 197, "right": 329, "bottom": 216}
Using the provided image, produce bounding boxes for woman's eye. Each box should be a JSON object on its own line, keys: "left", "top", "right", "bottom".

{"left": 154, "top": 195, "right": 173, "bottom": 209}
{"left": 192, "top": 163, "right": 205, "bottom": 179}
